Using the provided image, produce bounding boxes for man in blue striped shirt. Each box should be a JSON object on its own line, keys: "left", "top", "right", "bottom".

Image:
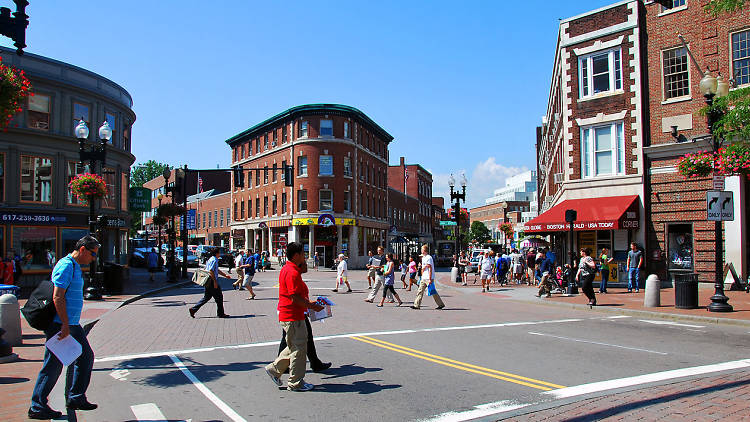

{"left": 29, "top": 235, "right": 100, "bottom": 420}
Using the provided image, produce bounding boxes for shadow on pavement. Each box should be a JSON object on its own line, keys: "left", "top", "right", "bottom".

{"left": 314, "top": 379, "right": 401, "bottom": 395}
{"left": 140, "top": 358, "right": 266, "bottom": 388}
{"left": 0, "top": 376, "right": 29, "bottom": 384}
{"left": 320, "top": 363, "right": 383, "bottom": 380}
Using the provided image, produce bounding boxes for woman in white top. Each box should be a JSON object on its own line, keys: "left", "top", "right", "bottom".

{"left": 332, "top": 254, "right": 352, "bottom": 293}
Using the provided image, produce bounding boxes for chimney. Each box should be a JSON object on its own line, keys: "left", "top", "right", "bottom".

{"left": 400, "top": 156, "right": 405, "bottom": 167}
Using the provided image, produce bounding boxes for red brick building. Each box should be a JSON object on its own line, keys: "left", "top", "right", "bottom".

{"left": 226, "top": 104, "right": 392, "bottom": 269}
{"left": 386, "top": 187, "right": 420, "bottom": 259}
{"left": 185, "top": 190, "right": 231, "bottom": 246}
{"left": 642, "top": 1, "right": 750, "bottom": 282}
{"left": 470, "top": 201, "right": 530, "bottom": 247}
{"left": 388, "top": 156, "right": 434, "bottom": 243}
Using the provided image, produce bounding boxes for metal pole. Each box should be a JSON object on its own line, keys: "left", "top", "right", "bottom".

{"left": 181, "top": 164, "right": 189, "bottom": 278}
{"left": 567, "top": 220, "right": 578, "bottom": 294}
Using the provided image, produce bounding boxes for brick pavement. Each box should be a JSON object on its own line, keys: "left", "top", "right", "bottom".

{"left": 503, "top": 369, "right": 750, "bottom": 421}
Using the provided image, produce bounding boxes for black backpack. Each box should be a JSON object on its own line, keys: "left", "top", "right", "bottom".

{"left": 21, "top": 279, "right": 56, "bottom": 331}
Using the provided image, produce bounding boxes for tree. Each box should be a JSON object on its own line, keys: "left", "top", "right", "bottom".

{"left": 705, "top": 0, "right": 746, "bottom": 15}
{"left": 129, "top": 160, "right": 172, "bottom": 236}
{"left": 469, "top": 221, "right": 492, "bottom": 245}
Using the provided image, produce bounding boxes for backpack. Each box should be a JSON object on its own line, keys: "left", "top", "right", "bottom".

{"left": 21, "top": 279, "right": 57, "bottom": 331}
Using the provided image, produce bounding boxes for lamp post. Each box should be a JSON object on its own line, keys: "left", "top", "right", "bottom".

{"left": 162, "top": 168, "right": 178, "bottom": 283}
{"left": 699, "top": 71, "right": 732, "bottom": 312}
{"left": 565, "top": 209, "right": 578, "bottom": 295}
{"left": 449, "top": 173, "right": 467, "bottom": 257}
{"left": 157, "top": 193, "right": 164, "bottom": 269}
{"left": 76, "top": 120, "right": 112, "bottom": 300}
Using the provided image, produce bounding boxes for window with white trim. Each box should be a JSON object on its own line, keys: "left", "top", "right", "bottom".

{"left": 580, "top": 122, "right": 625, "bottom": 178}
{"left": 344, "top": 122, "right": 350, "bottom": 138}
{"left": 579, "top": 49, "right": 622, "bottom": 98}
{"left": 28, "top": 93, "right": 50, "bottom": 131}
{"left": 732, "top": 29, "right": 750, "bottom": 87}
{"left": 343, "top": 157, "right": 352, "bottom": 177}
{"left": 298, "top": 189, "right": 307, "bottom": 212}
{"left": 663, "top": 46, "right": 689, "bottom": 99}
{"left": 299, "top": 121, "right": 308, "bottom": 137}
{"left": 344, "top": 191, "right": 351, "bottom": 212}
{"left": 319, "top": 190, "right": 333, "bottom": 211}
{"left": 297, "top": 156, "right": 307, "bottom": 176}
{"left": 320, "top": 119, "right": 333, "bottom": 136}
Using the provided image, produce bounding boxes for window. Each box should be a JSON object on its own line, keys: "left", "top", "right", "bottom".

{"left": 263, "top": 196, "right": 268, "bottom": 216}
{"left": 282, "top": 125, "right": 287, "bottom": 143}
{"left": 580, "top": 122, "right": 625, "bottom": 178}
{"left": 264, "top": 167, "right": 268, "bottom": 184}
{"left": 663, "top": 47, "right": 689, "bottom": 99}
{"left": 255, "top": 138, "right": 260, "bottom": 154}
{"left": 197, "top": 212, "right": 201, "bottom": 228}
{"left": 66, "top": 161, "right": 85, "bottom": 205}
{"left": 281, "top": 160, "right": 286, "bottom": 181}
{"left": 319, "top": 155, "right": 333, "bottom": 176}
{"left": 248, "top": 198, "right": 252, "bottom": 218}
{"left": 255, "top": 198, "right": 260, "bottom": 217}
{"left": 13, "top": 226, "right": 56, "bottom": 270}
{"left": 214, "top": 210, "right": 218, "bottom": 227}
{"left": 298, "top": 189, "right": 308, "bottom": 212}
{"left": 579, "top": 49, "right": 622, "bottom": 98}
{"left": 662, "top": 0, "right": 686, "bottom": 10}
{"left": 297, "top": 156, "right": 308, "bottom": 176}
{"left": 255, "top": 170, "right": 260, "bottom": 187}
{"left": 102, "top": 167, "right": 116, "bottom": 209}
{"left": 273, "top": 130, "right": 278, "bottom": 146}
{"left": 359, "top": 162, "right": 364, "bottom": 181}
{"left": 344, "top": 122, "right": 350, "bottom": 138}
{"left": 238, "top": 201, "right": 243, "bottom": 219}
{"left": 28, "top": 93, "right": 50, "bottom": 130}
{"left": 123, "top": 123, "right": 131, "bottom": 151}
{"left": 320, "top": 119, "right": 333, "bottom": 136}
{"left": 282, "top": 192, "right": 287, "bottom": 213}
{"left": 208, "top": 211, "right": 212, "bottom": 228}
{"left": 272, "top": 164, "right": 277, "bottom": 183}
{"left": 73, "top": 102, "right": 90, "bottom": 136}
{"left": 202, "top": 213, "right": 206, "bottom": 228}
{"left": 264, "top": 133, "right": 269, "bottom": 149}
{"left": 20, "top": 155, "right": 52, "bottom": 203}
{"left": 226, "top": 208, "right": 230, "bottom": 225}
{"left": 272, "top": 194, "right": 277, "bottom": 215}
{"left": 344, "top": 191, "right": 351, "bottom": 212}
{"left": 220, "top": 209, "right": 224, "bottom": 227}
{"left": 105, "top": 112, "right": 116, "bottom": 146}
{"left": 300, "top": 121, "right": 308, "bottom": 137}
{"left": 732, "top": 29, "right": 750, "bottom": 86}
{"left": 343, "top": 157, "right": 352, "bottom": 177}
{"left": 319, "top": 190, "right": 333, "bottom": 211}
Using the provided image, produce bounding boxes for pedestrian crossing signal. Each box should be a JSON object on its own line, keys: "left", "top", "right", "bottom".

{"left": 233, "top": 166, "right": 244, "bottom": 188}
{"left": 284, "top": 165, "right": 294, "bottom": 187}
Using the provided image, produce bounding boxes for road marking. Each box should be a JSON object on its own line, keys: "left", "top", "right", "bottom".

{"left": 527, "top": 332, "right": 668, "bottom": 355}
{"left": 417, "top": 400, "right": 533, "bottom": 422}
{"left": 168, "top": 354, "right": 247, "bottom": 422}
{"left": 131, "top": 403, "right": 169, "bottom": 420}
{"left": 605, "top": 315, "right": 631, "bottom": 319}
{"left": 545, "top": 358, "right": 750, "bottom": 399}
{"left": 638, "top": 319, "right": 705, "bottom": 328}
{"left": 95, "top": 318, "right": 583, "bottom": 363}
{"left": 110, "top": 369, "right": 130, "bottom": 381}
{"left": 352, "top": 335, "right": 564, "bottom": 391}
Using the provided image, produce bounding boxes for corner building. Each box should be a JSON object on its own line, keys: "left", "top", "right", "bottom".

{"left": 227, "top": 104, "right": 392, "bottom": 269}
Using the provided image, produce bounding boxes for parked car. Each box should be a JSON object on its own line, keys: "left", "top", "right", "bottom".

{"left": 198, "top": 246, "right": 234, "bottom": 266}
{"left": 466, "top": 256, "right": 481, "bottom": 273}
{"left": 131, "top": 247, "right": 164, "bottom": 268}
{"left": 174, "top": 248, "right": 199, "bottom": 267}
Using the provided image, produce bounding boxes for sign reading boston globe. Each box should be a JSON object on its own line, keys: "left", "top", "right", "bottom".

{"left": 129, "top": 187, "right": 152, "bottom": 212}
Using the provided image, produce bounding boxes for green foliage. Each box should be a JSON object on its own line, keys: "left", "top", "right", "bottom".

{"left": 703, "top": 87, "right": 750, "bottom": 143}
{"left": 130, "top": 160, "right": 171, "bottom": 188}
{"left": 704, "top": 0, "right": 746, "bottom": 16}
{"left": 469, "top": 221, "right": 492, "bottom": 245}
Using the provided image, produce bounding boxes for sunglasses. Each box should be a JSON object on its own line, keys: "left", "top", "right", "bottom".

{"left": 86, "top": 248, "right": 98, "bottom": 258}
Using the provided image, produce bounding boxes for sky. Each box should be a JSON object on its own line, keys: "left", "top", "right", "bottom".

{"left": 2, "top": 0, "right": 609, "bottom": 208}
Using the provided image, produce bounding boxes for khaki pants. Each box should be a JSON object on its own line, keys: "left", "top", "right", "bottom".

{"left": 265, "top": 320, "right": 308, "bottom": 389}
{"left": 538, "top": 273, "right": 554, "bottom": 296}
{"left": 413, "top": 279, "right": 445, "bottom": 308}
{"left": 366, "top": 274, "right": 393, "bottom": 301}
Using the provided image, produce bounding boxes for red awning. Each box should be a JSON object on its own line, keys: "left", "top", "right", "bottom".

{"left": 524, "top": 195, "right": 640, "bottom": 233}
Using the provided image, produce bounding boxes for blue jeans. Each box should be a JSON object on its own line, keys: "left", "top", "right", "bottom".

{"left": 628, "top": 268, "right": 640, "bottom": 291}
{"left": 31, "top": 323, "right": 94, "bottom": 411}
{"left": 600, "top": 269, "right": 609, "bottom": 292}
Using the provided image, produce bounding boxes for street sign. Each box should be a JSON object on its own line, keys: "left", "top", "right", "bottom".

{"left": 713, "top": 175, "right": 725, "bottom": 191}
{"left": 180, "top": 209, "right": 197, "bottom": 230}
{"left": 706, "top": 191, "right": 733, "bottom": 221}
{"left": 129, "top": 187, "right": 152, "bottom": 212}
{"left": 439, "top": 220, "right": 457, "bottom": 226}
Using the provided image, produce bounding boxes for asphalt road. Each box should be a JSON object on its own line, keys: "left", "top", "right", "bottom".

{"left": 63, "top": 267, "right": 750, "bottom": 422}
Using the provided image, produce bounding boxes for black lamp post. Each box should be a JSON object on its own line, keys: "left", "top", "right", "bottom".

{"left": 449, "top": 173, "right": 467, "bottom": 257}
{"left": 162, "top": 168, "right": 178, "bottom": 283}
{"left": 157, "top": 193, "right": 164, "bottom": 269}
{"left": 76, "top": 120, "right": 112, "bottom": 300}
{"left": 0, "top": 0, "right": 29, "bottom": 55}
{"left": 700, "top": 71, "right": 732, "bottom": 312}
{"left": 565, "top": 209, "right": 578, "bottom": 295}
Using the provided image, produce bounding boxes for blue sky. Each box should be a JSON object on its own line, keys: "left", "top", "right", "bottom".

{"left": 3, "top": 0, "right": 608, "bottom": 207}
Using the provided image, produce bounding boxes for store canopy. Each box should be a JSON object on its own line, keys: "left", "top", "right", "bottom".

{"left": 523, "top": 195, "right": 639, "bottom": 233}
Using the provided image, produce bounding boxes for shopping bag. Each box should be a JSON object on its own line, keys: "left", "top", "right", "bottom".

{"left": 427, "top": 281, "right": 437, "bottom": 296}
{"left": 192, "top": 269, "right": 212, "bottom": 286}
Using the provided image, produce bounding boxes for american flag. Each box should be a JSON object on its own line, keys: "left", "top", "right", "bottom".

{"left": 197, "top": 173, "right": 203, "bottom": 193}
{"left": 404, "top": 166, "right": 408, "bottom": 181}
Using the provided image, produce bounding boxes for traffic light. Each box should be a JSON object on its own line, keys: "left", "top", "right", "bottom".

{"left": 284, "top": 164, "right": 294, "bottom": 187}
{"left": 233, "top": 165, "right": 244, "bottom": 188}
{"left": 453, "top": 203, "right": 461, "bottom": 222}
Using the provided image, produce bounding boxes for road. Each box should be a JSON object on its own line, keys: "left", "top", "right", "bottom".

{"left": 62, "top": 267, "right": 750, "bottom": 421}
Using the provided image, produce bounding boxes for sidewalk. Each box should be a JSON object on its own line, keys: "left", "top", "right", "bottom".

{"left": 0, "top": 267, "right": 193, "bottom": 422}
{"left": 437, "top": 271, "right": 750, "bottom": 326}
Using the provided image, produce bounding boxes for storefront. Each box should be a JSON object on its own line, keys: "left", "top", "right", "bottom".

{"left": 292, "top": 215, "right": 356, "bottom": 268}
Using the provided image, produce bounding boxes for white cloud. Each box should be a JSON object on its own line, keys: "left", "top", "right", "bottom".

{"left": 431, "top": 157, "right": 529, "bottom": 210}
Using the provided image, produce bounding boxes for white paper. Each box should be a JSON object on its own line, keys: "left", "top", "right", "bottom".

{"left": 45, "top": 332, "right": 82, "bottom": 366}
{"left": 371, "top": 258, "right": 381, "bottom": 268}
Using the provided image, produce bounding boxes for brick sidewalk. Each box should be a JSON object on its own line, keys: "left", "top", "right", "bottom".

{"left": 503, "top": 370, "right": 750, "bottom": 421}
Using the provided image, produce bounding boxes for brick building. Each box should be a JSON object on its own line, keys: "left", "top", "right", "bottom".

{"left": 527, "top": 0, "right": 647, "bottom": 281}
{"left": 185, "top": 190, "right": 231, "bottom": 246}
{"left": 388, "top": 156, "right": 434, "bottom": 245}
{"left": 386, "top": 187, "right": 420, "bottom": 260}
{"left": 642, "top": 1, "right": 750, "bottom": 283}
{"left": 470, "top": 201, "right": 531, "bottom": 248}
{"left": 226, "top": 104, "right": 392, "bottom": 269}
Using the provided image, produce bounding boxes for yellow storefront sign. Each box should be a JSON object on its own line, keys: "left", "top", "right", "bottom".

{"left": 291, "top": 217, "right": 356, "bottom": 226}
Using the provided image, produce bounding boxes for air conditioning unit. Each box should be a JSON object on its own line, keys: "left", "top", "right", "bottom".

{"left": 553, "top": 173, "right": 564, "bottom": 184}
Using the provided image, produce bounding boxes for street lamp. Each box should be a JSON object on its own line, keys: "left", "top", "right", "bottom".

{"left": 699, "top": 71, "right": 732, "bottom": 312}
{"left": 76, "top": 120, "right": 112, "bottom": 300}
{"left": 162, "top": 168, "right": 178, "bottom": 283}
{"left": 449, "top": 173, "right": 467, "bottom": 258}
{"left": 157, "top": 193, "right": 164, "bottom": 269}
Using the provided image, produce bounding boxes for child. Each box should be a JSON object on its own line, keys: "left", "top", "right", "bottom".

{"left": 377, "top": 254, "right": 403, "bottom": 307}
{"left": 407, "top": 256, "right": 418, "bottom": 291}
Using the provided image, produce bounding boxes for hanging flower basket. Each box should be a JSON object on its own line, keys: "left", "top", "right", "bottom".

{"left": 152, "top": 214, "right": 167, "bottom": 226}
{"left": 716, "top": 143, "right": 750, "bottom": 176}
{"left": 499, "top": 223, "right": 514, "bottom": 238}
{"left": 157, "top": 202, "right": 186, "bottom": 218}
{"left": 0, "top": 57, "right": 31, "bottom": 130}
{"left": 677, "top": 150, "right": 715, "bottom": 178}
{"left": 68, "top": 173, "right": 107, "bottom": 204}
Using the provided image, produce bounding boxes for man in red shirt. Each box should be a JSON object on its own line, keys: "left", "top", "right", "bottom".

{"left": 265, "top": 242, "right": 324, "bottom": 391}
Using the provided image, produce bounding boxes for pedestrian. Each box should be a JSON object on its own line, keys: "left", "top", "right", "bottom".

{"left": 332, "top": 254, "right": 352, "bottom": 293}
{"left": 147, "top": 247, "right": 159, "bottom": 282}
{"left": 526, "top": 249, "right": 537, "bottom": 286}
{"left": 260, "top": 252, "right": 267, "bottom": 272}
{"left": 365, "top": 246, "right": 394, "bottom": 303}
{"left": 241, "top": 249, "right": 257, "bottom": 300}
{"left": 265, "top": 242, "right": 325, "bottom": 392}
{"left": 313, "top": 251, "right": 319, "bottom": 271}
{"left": 399, "top": 256, "right": 408, "bottom": 289}
{"left": 377, "top": 253, "right": 403, "bottom": 307}
{"left": 411, "top": 244, "right": 445, "bottom": 310}
{"left": 510, "top": 249, "right": 524, "bottom": 284}
{"left": 576, "top": 248, "right": 597, "bottom": 307}
{"left": 626, "top": 242, "right": 643, "bottom": 293}
{"left": 458, "top": 251, "right": 469, "bottom": 286}
{"left": 189, "top": 248, "right": 230, "bottom": 318}
{"left": 536, "top": 252, "right": 555, "bottom": 298}
{"left": 278, "top": 259, "right": 331, "bottom": 373}
{"left": 599, "top": 248, "right": 613, "bottom": 294}
{"left": 29, "top": 235, "right": 100, "bottom": 420}
{"left": 232, "top": 250, "right": 245, "bottom": 290}
{"left": 495, "top": 251, "right": 506, "bottom": 286}
{"left": 407, "top": 255, "right": 418, "bottom": 291}
{"left": 478, "top": 250, "right": 494, "bottom": 293}
{"left": 365, "top": 250, "right": 375, "bottom": 289}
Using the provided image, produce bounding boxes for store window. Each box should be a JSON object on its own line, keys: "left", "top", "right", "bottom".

{"left": 667, "top": 224, "right": 693, "bottom": 271}
{"left": 298, "top": 189, "right": 307, "bottom": 212}
{"left": 28, "top": 93, "right": 51, "bottom": 130}
{"left": 319, "top": 190, "right": 333, "bottom": 211}
{"left": 73, "top": 102, "right": 90, "bottom": 132}
{"left": 320, "top": 119, "right": 333, "bottom": 136}
{"left": 102, "top": 167, "right": 116, "bottom": 209}
{"left": 61, "top": 228, "right": 89, "bottom": 256}
{"left": 12, "top": 226, "right": 56, "bottom": 270}
{"left": 20, "top": 155, "right": 53, "bottom": 203}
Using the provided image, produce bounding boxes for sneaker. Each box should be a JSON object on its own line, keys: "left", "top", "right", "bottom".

{"left": 66, "top": 399, "right": 98, "bottom": 411}
{"left": 332, "top": 289, "right": 338, "bottom": 292}
{"left": 288, "top": 382, "right": 314, "bottom": 392}
{"left": 482, "top": 288, "right": 486, "bottom": 293}
{"left": 436, "top": 305, "right": 445, "bottom": 310}
{"left": 311, "top": 362, "right": 332, "bottom": 373}
{"left": 265, "top": 367, "right": 282, "bottom": 386}
{"left": 346, "top": 288, "right": 352, "bottom": 293}
{"left": 28, "top": 408, "right": 63, "bottom": 420}
{"left": 410, "top": 305, "right": 419, "bottom": 310}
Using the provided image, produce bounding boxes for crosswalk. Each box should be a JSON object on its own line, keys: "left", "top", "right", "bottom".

{"left": 131, "top": 403, "right": 192, "bottom": 422}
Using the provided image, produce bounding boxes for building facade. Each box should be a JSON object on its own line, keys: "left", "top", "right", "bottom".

{"left": 185, "top": 190, "right": 231, "bottom": 247}
{"left": 0, "top": 47, "right": 136, "bottom": 287}
{"left": 227, "top": 104, "right": 392, "bottom": 269}
{"left": 470, "top": 201, "right": 531, "bottom": 248}
{"left": 388, "top": 156, "right": 434, "bottom": 245}
{"left": 485, "top": 170, "right": 538, "bottom": 204}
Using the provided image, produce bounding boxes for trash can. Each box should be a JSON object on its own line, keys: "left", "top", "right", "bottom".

{"left": 674, "top": 273, "right": 699, "bottom": 309}
{"left": 101, "top": 262, "right": 125, "bottom": 295}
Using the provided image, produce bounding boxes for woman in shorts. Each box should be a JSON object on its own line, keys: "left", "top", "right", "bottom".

{"left": 377, "top": 254, "right": 403, "bottom": 307}
{"left": 407, "top": 255, "right": 418, "bottom": 291}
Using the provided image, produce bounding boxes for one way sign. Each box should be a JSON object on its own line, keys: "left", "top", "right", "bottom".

{"left": 707, "top": 191, "right": 734, "bottom": 221}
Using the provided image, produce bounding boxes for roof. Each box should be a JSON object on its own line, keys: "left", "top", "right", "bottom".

{"left": 187, "top": 189, "right": 218, "bottom": 203}
{"left": 523, "top": 195, "right": 639, "bottom": 233}
{"left": 225, "top": 104, "right": 394, "bottom": 146}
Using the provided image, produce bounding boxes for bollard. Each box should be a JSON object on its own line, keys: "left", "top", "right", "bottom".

{"left": 0, "top": 327, "right": 19, "bottom": 363}
{"left": 451, "top": 267, "right": 460, "bottom": 283}
{"left": 0, "top": 293, "right": 22, "bottom": 346}
{"left": 644, "top": 274, "right": 660, "bottom": 308}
